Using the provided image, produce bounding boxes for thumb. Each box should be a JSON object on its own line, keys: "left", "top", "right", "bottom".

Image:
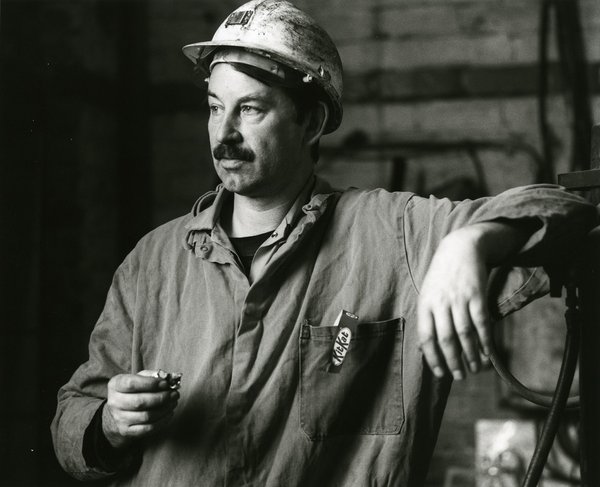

{"left": 137, "top": 369, "right": 163, "bottom": 378}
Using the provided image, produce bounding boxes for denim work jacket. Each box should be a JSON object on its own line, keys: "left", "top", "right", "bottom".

{"left": 51, "top": 178, "right": 597, "bottom": 486}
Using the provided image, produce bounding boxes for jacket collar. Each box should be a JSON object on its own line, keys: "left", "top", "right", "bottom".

{"left": 183, "top": 176, "right": 339, "bottom": 251}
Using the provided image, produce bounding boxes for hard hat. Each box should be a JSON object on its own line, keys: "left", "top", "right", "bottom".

{"left": 182, "top": 0, "right": 343, "bottom": 134}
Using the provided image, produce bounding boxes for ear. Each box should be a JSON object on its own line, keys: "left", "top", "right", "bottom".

{"left": 304, "top": 101, "right": 329, "bottom": 146}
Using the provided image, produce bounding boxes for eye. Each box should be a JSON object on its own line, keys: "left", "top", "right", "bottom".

{"left": 241, "top": 105, "right": 261, "bottom": 115}
{"left": 208, "top": 104, "right": 222, "bottom": 115}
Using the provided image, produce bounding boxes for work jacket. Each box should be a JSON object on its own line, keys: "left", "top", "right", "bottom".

{"left": 51, "top": 177, "right": 596, "bottom": 486}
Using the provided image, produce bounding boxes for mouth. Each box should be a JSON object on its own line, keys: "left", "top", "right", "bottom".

{"left": 218, "top": 158, "right": 247, "bottom": 169}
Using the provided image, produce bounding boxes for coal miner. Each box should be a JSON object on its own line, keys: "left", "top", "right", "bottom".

{"left": 52, "top": 1, "right": 598, "bottom": 485}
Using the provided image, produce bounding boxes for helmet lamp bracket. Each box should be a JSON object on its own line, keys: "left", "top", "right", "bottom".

{"left": 225, "top": 10, "right": 254, "bottom": 27}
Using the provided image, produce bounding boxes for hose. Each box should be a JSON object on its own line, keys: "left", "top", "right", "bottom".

{"left": 488, "top": 336, "right": 579, "bottom": 409}
{"left": 522, "top": 285, "right": 581, "bottom": 486}
{"left": 537, "top": 0, "right": 592, "bottom": 180}
{"left": 489, "top": 284, "right": 581, "bottom": 487}
{"left": 537, "top": 0, "right": 553, "bottom": 184}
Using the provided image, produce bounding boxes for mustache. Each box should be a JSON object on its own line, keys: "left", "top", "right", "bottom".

{"left": 213, "top": 144, "right": 255, "bottom": 162}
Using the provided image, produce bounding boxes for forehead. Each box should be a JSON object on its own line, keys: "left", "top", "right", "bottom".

{"left": 207, "top": 63, "right": 278, "bottom": 100}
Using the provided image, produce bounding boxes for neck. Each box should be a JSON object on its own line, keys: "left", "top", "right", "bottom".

{"left": 226, "top": 174, "right": 313, "bottom": 237}
{"left": 228, "top": 197, "right": 289, "bottom": 237}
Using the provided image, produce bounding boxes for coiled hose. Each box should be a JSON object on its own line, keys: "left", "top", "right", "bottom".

{"left": 488, "top": 283, "right": 581, "bottom": 487}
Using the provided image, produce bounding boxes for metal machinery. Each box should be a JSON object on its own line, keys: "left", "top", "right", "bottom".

{"left": 490, "top": 125, "right": 600, "bottom": 487}
{"left": 556, "top": 124, "right": 600, "bottom": 487}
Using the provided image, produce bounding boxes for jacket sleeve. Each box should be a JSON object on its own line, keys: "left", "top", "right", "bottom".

{"left": 402, "top": 184, "right": 599, "bottom": 317}
{"left": 51, "top": 255, "right": 138, "bottom": 480}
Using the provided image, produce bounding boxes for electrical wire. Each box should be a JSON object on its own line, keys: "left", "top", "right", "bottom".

{"left": 488, "top": 270, "right": 581, "bottom": 487}
{"left": 554, "top": 0, "right": 593, "bottom": 172}
{"left": 537, "top": 0, "right": 554, "bottom": 184}
{"left": 537, "top": 0, "right": 593, "bottom": 180}
{"left": 522, "top": 285, "right": 581, "bottom": 486}
{"left": 489, "top": 283, "right": 580, "bottom": 487}
{"left": 488, "top": 342, "right": 579, "bottom": 409}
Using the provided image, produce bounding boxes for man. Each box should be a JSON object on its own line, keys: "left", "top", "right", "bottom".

{"left": 51, "top": 1, "right": 597, "bottom": 485}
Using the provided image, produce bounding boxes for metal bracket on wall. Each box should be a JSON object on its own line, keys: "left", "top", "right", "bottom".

{"left": 557, "top": 168, "right": 600, "bottom": 190}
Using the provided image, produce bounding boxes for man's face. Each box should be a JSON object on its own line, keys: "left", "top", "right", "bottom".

{"left": 207, "top": 63, "right": 312, "bottom": 200}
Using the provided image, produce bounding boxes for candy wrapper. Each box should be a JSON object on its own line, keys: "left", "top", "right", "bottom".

{"left": 154, "top": 369, "right": 183, "bottom": 390}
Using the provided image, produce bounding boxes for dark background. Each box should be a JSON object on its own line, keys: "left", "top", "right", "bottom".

{"left": 0, "top": 1, "right": 216, "bottom": 485}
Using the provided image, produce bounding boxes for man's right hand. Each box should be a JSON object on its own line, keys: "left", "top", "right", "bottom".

{"left": 102, "top": 370, "right": 179, "bottom": 450}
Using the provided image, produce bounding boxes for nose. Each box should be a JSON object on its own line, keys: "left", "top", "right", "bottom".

{"left": 215, "top": 110, "right": 242, "bottom": 145}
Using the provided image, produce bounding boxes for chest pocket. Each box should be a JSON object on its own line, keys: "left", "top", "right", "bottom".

{"left": 299, "top": 317, "right": 405, "bottom": 440}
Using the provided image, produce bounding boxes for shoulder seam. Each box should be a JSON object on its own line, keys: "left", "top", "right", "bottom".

{"left": 403, "top": 194, "right": 421, "bottom": 296}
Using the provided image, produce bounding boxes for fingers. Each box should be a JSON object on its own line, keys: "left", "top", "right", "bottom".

{"left": 417, "top": 308, "right": 445, "bottom": 379}
{"left": 468, "top": 298, "right": 492, "bottom": 356}
{"left": 116, "top": 412, "right": 175, "bottom": 439}
{"left": 109, "top": 388, "right": 177, "bottom": 411}
{"left": 419, "top": 297, "right": 492, "bottom": 381}
{"left": 138, "top": 369, "right": 183, "bottom": 390}
{"left": 417, "top": 226, "right": 494, "bottom": 381}
{"left": 137, "top": 369, "right": 160, "bottom": 377}
{"left": 102, "top": 397, "right": 178, "bottom": 447}
{"left": 103, "top": 371, "right": 181, "bottom": 449}
{"left": 110, "top": 372, "right": 168, "bottom": 394}
{"left": 452, "top": 304, "right": 480, "bottom": 374}
{"left": 110, "top": 394, "right": 178, "bottom": 426}
{"left": 118, "top": 408, "right": 174, "bottom": 426}
{"left": 108, "top": 371, "right": 179, "bottom": 412}
{"left": 419, "top": 307, "right": 467, "bottom": 381}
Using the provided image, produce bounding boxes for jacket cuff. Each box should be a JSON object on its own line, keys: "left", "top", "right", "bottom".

{"left": 83, "top": 401, "right": 140, "bottom": 474}
{"left": 489, "top": 266, "right": 549, "bottom": 319}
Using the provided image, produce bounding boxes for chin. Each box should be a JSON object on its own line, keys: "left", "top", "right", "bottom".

{"left": 219, "top": 176, "right": 258, "bottom": 196}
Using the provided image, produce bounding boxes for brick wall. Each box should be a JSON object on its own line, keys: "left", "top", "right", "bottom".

{"left": 296, "top": 0, "right": 600, "bottom": 183}
{"left": 145, "top": 0, "right": 600, "bottom": 209}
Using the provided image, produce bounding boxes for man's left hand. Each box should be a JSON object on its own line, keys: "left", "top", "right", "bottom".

{"left": 417, "top": 221, "right": 529, "bottom": 380}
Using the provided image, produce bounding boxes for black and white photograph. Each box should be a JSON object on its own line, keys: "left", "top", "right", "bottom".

{"left": 1, "top": 0, "right": 600, "bottom": 485}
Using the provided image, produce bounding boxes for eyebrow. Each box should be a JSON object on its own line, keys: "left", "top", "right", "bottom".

{"left": 206, "top": 90, "right": 271, "bottom": 105}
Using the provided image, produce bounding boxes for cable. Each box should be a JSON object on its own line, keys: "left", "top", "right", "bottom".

{"left": 554, "top": 0, "right": 592, "bottom": 172}
{"left": 522, "top": 284, "right": 581, "bottom": 486}
{"left": 537, "top": 0, "right": 554, "bottom": 184}
{"left": 537, "top": 0, "right": 593, "bottom": 180}
{"left": 488, "top": 270, "right": 581, "bottom": 486}
{"left": 488, "top": 336, "right": 579, "bottom": 409}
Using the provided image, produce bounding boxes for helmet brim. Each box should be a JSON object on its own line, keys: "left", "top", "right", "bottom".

{"left": 182, "top": 40, "right": 342, "bottom": 134}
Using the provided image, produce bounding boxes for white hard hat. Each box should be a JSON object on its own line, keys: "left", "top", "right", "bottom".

{"left": 182, "top": 0, "right": 343, "bottom": 134}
